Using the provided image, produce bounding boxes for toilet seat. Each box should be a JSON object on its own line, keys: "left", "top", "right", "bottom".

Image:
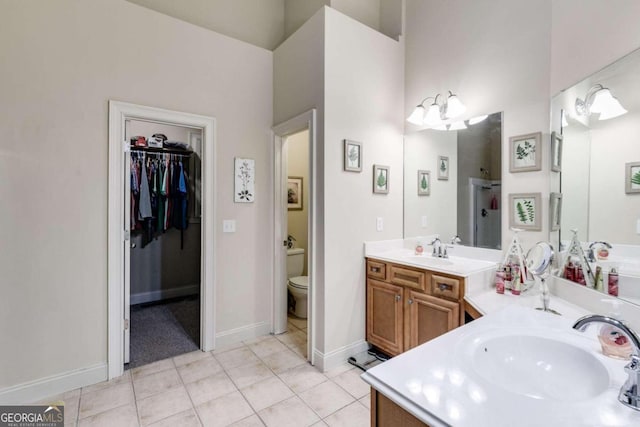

{"left": 288, "top": 276, "right": 308, "bottom": 290}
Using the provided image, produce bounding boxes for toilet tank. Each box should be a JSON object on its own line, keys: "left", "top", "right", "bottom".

{"left": 287, "top": 248, "right": 305, "bottom": 278}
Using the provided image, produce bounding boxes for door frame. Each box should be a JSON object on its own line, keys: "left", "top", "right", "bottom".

{"left": 107, "top": 100, "right": 216, "bottom": 379}
{"left": 272, "top": 109, "right": 317, "bottom": 364}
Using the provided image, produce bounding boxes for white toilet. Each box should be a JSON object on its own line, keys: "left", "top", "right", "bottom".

{"left": 287, "top": 248, "right": 308, "bottom": 319}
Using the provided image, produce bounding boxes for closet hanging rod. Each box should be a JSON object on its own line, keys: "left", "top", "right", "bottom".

{"left": 130, "top": 146, "right": 194, "bottom": 156}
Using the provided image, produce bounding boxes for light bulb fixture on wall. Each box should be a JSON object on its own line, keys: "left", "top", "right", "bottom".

{"left": 575, "top": 84, "right": 627, "bottom": 121}
{"left": 407, "top": 91, "right": 467, "bottom": 127}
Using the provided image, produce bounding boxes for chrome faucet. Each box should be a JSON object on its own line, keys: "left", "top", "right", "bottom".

{"left": 587, "top": 241, "right": 612, "bottom": 262}
{"left": 573, "top": 314, "right": 640, "bottom": 411}
{"left": 450, "top": 235, "right": 462, "bottom": 245}
{"left": 430, "top": 237, "right": 442, "bottom": 258}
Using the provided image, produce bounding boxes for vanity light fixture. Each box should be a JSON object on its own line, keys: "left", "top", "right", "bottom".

{"left": 433, "top": 120, "right": 467, "bottom": 131}
{"left": 575, "top": 84, "right": 627, "bottom": 121}
{"left": 468, "top": 115, "right": 488, "bottom": 125}
{"left": 407, "top": 91, "right": 467, "bottom": 127}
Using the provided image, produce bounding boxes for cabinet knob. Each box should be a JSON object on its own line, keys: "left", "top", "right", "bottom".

{"left": 395, "top": 294, "right": 401, "bottom": 302}
{"left": 438, "top": 283, "right": 451, "bottom": 291}
{"left": 371, "top": 267, "right": 380, "bottom": 272}
{"left": 408, "top": 299, "right": 413, "bottom": 304}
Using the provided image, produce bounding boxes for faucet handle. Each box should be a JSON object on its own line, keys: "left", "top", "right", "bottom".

{"left": 450, "top": 235, "right": 462, "bottom": 245}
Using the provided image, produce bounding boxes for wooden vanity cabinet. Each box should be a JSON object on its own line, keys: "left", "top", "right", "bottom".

{"left": 366, "top": 258, "right": 463, "bottom": 356}
{"left": 371, "top": 388, "right": 429, "bottom": 427}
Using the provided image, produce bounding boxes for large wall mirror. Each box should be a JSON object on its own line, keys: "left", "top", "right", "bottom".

{"left": 403, "top": 112, "right": 503, "bottom": 249}
{"left": 551, "top": 47, "right": 640, "bottom": 306}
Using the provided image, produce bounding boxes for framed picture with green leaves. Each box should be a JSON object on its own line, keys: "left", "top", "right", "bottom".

{"left": 373, "top": 164, "right": 389, "bottom": 194}
{"left": 417, "top": 170, "right": 430, "bottom": 196}
{"left": 437, "top": 156, "right": 449, "bottom": 180}
{"left": 509, "top": 132, "right": 542, "bottom": 173}
{"left": 625, "top": 162, "right": 640, "bottom": 194}
{"left": 509, "top": 192, "right": 541, "bottom": 231}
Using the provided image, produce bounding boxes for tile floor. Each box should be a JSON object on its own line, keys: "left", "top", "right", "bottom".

{"left": 41, "top": 316, "right": 371, "bottom": 427}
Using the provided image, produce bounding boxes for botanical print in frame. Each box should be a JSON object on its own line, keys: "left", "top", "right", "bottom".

{"left": 549, "top": 192, "right": 562, "bottom": 231}
{"left": 551, "top": 131, "right": 563, "bottom": 172}
{"left": 287, "top": 176, "right": 303, "bottom": 210}
{"left": 344, "top": 139, "right": 362, "bottom": 172}
{"left": 437, "top": 156, "right": 449, "bottom": 180}
{"left": 234, "top": 158, "right": 255, "bottom": 203}
{"left": 373, "top": 164, "right": 389, "bottom": 194}
{"left": 508, "top": 192, "right": 542, "bottom": 231}
{"left": 625, "top": 162, "right": 640, "bottom": 194}
{"left": 509, "top": 132, "right": 542, "bottom": 172}
{"left": 417, "top": 170, "right": 430, "bottom": 196}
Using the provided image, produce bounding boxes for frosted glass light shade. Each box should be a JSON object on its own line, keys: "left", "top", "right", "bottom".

{"left": 588, "top": 88, "right": 613, "bottom": 113}
{"left": 446, "top": 94, "right": 466, "bottom": 119}
{"left": 448, "top": 121, "right": 467, "bottom": 130}
{"left": 407, "top": 105, "right": 425, "bottom": 125}
{"left": 597, "top": 97, "right": 627, "bottom": 120}
{"left": 424, "top": 103, "right": 442, "bottom": 126}
{"left": 469, "top": 115, "right": 488, "bottom": 125}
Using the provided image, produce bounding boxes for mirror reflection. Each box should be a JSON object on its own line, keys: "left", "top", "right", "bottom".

{"left": 551, "top": 46, "right": 640, "bottom": 306}
{"left": 403, "top": 112, "right": 502, "bottom": 249}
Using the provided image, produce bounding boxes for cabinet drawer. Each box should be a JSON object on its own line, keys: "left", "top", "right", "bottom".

{"left": 390, "top": 265, "right": 427, "bottom": 291}
{"left": 431, "top": 274, "right": 461, "bottom": 300}
{"left": 367, "top": 259, "right": 388, "bottom": 280}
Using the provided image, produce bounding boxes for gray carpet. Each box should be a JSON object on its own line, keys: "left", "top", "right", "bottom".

{"left": 127, "top": 297, "right": 200, "bottom": 369}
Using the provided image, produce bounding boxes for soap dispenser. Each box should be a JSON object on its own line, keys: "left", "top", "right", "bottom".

{"left": 597, "top": 300, "right": 633, "bottom": 360}
{"left": 415, "top": 241, "right": 424, "bottom": 255}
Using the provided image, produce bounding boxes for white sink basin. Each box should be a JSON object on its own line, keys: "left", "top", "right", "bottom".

{"left": 469, "top": 334, "right": 609, "bottom": 401}
{"left": 405, "top": 256, "right": 453, "bottom": 266}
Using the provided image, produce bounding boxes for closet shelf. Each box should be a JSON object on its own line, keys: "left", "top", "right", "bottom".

{"left": 130, "top": 145, "right": 194, "bottom": 156}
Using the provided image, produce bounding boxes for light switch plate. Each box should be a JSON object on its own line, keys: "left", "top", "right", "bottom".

{"left": 223, "top": 220, "right": 236, "bottom": 233}
{"left": 421, "top": 215, "right": 427, "bottom": 227}
{"left": 376, "top": 217, "right": 384, "bottom": 232}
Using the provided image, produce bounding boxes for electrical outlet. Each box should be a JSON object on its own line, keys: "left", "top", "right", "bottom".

{"left": 223, "top": 220, "right": 236, "bottom": 233}
{"left": 376, "top": 217, "right": 384, "bottom": 232}
{"left": 421, "top": 215, "right": 427, "bottom": 228}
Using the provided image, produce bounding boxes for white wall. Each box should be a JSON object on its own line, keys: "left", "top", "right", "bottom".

{"left": 403, "top": 130, "right": 457, "bottom": 239}
{"left": 127, "top": 0, "right": 285, "bottom": 50}
{"left": 287, "top": 130, "right": 310, "bottom": 275}
{"left": 323, "top": 8, "right": 404, "bottom": 356}
{"left": 331, "top": 0, "right": 381, "bottom": 33}
{"left": 0, "top": 0, "right": 272, "bottom": 393}
{"left": 405, "top": 0, "right": 552, "bottom": 251}
{"left": 284, "top": 0, "right": 330, "bottom": 39}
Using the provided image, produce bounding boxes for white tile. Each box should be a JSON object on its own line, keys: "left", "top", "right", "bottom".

{"left": 148, "top": 409, "right": 200, "bottom": 427}
{"left": 196, "top": 390, "right": 254, "bottom": 427}
{"left": 242, "top": 334, "right": 270, "bottom": 346}
{"left": 226, "top": 361, "right": 275, "bottom": 389}
{"left": 288, "top": 342, "right": 308, "bottom": 359}
{"left": 173, "top": 350, "right": 212, "bottom": 367}
{"left": 40, "top": 390, "right": 81, "bottom": 425}
{"left": 331, "top": 369, "right": 370, "bottom": 399}
{"left": 310, "top": 422, "right": 328, "bottom": 427}
{"left": 131, "top": 359, "right": 175, "bottom": 380}
{"left": 257, "top": 396, "right": 319, "bottom": 427}
{"left": 248, "top": 337, "right": 288, "bottom": 359}
{"left": 229, "top": 414, "right": 265, "bottom": 426}
{"left": 240, "top": 376, "right": 294, "bottom": 412}
{"left": 259, "top": 349, "right": 306, "bottom": 374}
{"left": 323, "top": 364, "right": 354, "bottom": 379}
{"left": 359, "top": 395, "right": 371, "bottom": 410}
{"left": 323, "top": 401, "right": 370, "bottom": 427}
{"left": 215, "top": 346, "right": 260, "bottom": 371}
{"left": 186, "top": 371, "right": 237, "bottom": 406}
{"left": 77, "top": 403, "right": 138, "bottom": 427}
{"left": 277, "top": 364, "right": 327, "bottom": 394}
{"left": 212, "top": 341, "right": 246, "bottom": 355}
{"left": 133, "top": 368, "right": 182, "bottom": 400}
{"left": 288, "top": 317, "right": 307, "bottom": 330}
{"left": 177, "top": 356, "right": 223, "bottom": 384}
{"left": 274, "top": 331, "right": 304, "bottom": 347}
{"left": 298, "top": 381, "right": 354, "bottom": 418}
{"left": 137, "top": 386, "right": 192, "bottom": 426}
{"left": 79, "top": 382, "right": 135, "bottom": 420}
{"left": 81, "top": 371, "right": 131, "bottom": 394}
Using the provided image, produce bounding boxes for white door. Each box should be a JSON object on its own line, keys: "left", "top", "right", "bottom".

{"left": 123, "top": 147, "right": 131, "bottom": 364}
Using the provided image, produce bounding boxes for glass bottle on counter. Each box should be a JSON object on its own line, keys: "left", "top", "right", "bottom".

{"left": 495, "top": 265, "right": 505, "bottom": 294}
{"left": 608, "top": 267, "right": 619, "bottom": 297}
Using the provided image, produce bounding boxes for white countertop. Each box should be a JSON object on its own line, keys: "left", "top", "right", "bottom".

{"left": 362, "top": 305, "right": 640, "bottom": 427}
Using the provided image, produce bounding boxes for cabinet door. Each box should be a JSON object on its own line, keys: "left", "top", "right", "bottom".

{"left": 407, "top": 291, "right": 460, "bottom": 350}
{"left": 367, "top": 279, "right": 404, "bottom": 356}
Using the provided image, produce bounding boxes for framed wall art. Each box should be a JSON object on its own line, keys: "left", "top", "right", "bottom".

{"left": 344, "top": 139, "right": 362, "bottom": 172}
{"left": 437, "top": 156, "right": 449, "bottom": 180}
{"left": 508, "top": 192, "right": 542, "bottom": 231}
{"left": 509, "top": 132, "right": 542, "bottom": 172}
{"left": 549, "top": 192, "right": 562, "bottom": 231}
{"left": 551, "top": 131, "right": 563, "bottom": 172}
{"left": 373, "top": 164, "right": 389, "bottom": 194}
{"left": 417, "top": 170, "right": 430, "bottom": 196}
{"left": 234, "top": 158, "right": 255, "bottom": 203}
{"left": 625, "top": 161, "right": 640, "bottom": 194}
{"left": 287, "top": 176, "right": 303, "bottom": 210}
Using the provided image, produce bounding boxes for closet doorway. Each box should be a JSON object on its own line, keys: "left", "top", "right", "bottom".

{"left": 108, "top": 101, "right": 216, "bottom": 379}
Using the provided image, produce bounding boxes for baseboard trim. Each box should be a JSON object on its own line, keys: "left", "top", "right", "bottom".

{"left": 130, "top": 284, "right": 199, "bottom": 305}
{"left": 313, "top": 339, "right": 369, "bottom": 372}
{"left": 215, "top": 321, "right": 271, "bottom": 348}
{"left": 0, "top": 363, "right": 107, "bottom": 405}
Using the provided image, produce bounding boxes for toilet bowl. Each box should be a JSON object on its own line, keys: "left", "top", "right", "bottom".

{"left": 287, "top": 275, "right": 308, "bottom": 318}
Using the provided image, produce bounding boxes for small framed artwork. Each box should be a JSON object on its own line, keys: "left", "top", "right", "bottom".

{"left": 287, "top": 176, "right": 303, "bottom": 210}
{"left": 508, "top": 192, "right": 542, "bottom": 231}
{"left": 509, "top": 132, "right": 542, "bottom": 173}
{"left": 417, "top": 170, "right": 430, "bottom": 196}
{"left": 344, "top": 139, "right": 362, "bottom": 172}
{"left": 234, "top": 158, "right": 255, "bottom": 203}
{"left": 373, "top": 164, "right": 389, "bottom": 194}
{"left": 437, "top": 156, "right": 449, "bottom": 180}
{"left": 626, "top": 162, "right": 640, "bottom": 194}
{"left": 549, "top": 192, "right": 562, "bottom": 231}
{"left": 551, "top": 131, "right": 563, "bottom": 172}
